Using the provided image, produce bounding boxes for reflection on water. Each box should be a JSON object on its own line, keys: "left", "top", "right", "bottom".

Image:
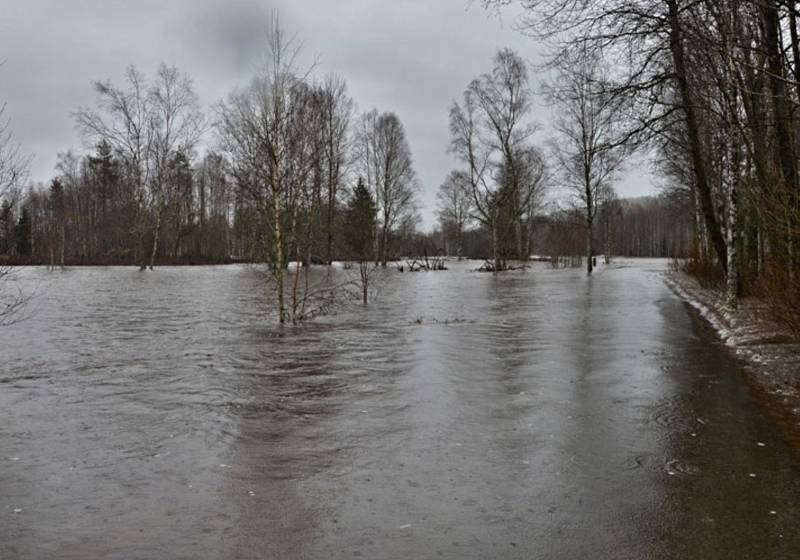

{"left": 0, "top": 261, "right": 798, "bottom": 559}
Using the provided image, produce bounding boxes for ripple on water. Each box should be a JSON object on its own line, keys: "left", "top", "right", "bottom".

{"left": 647, "top": 396, "right": 697, "bottom": 436}
{"left": 623, "top": 453, "right": 699, "bottom": 477}
{"left": 2, "top": 262, "right": 800, "bottom": 559}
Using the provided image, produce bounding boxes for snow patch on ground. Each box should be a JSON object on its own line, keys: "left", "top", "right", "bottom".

{"left": 664, "top": 271, "right": 800, "bottom": 428}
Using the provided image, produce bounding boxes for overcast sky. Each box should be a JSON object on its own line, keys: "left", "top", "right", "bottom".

{"left": 0, "top": 0, "right": 655, "bottom": 229}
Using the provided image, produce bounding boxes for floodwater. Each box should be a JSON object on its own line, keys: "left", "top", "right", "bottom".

{"left": 0, "top": 260, "right": 798, "bottom": 559}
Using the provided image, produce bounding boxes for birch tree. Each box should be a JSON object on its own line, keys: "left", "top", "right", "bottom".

{"left": 319, "top": 75, "right": 353, "bottom": 265}
{"left": 75, "top": 66, "right": 154, "bottom": 268}
{"left": 449, "top": 48, "right": 539, "bottom": 271}
{"left": 0, "top": 101, "right": 30, "bottom": 324}
{"left": 217, "top": 18, "right": 308, "bottom": 323}
{"left": 357, "top": 110, "right": 418, "bottom": 266}
{"left": 75, "top": 64, "right": 203, "bottom": 269}
{"left": 546, "top": 48, "right": 626, "bottom": 274}
{"left": 436, "top": 170, "right": 473, "bottom": 259}
{"left": 146, "top": 64, "right": 204, "bottom": 269}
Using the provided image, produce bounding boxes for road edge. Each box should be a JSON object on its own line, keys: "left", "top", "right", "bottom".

{"left": 662, "top": 270, "right": 800, "bottom": 440}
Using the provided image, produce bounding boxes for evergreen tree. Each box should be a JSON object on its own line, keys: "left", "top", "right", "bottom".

{"left": 346, "top": 177, "right": 376, "bottom": 261}
{"left": 346, "top": 177, "right": 377, "bottom": 304}
{"left": 0, "top": 201, "right": 14, "bottom": 254}
{"left": 15, "top": 207, "right": 31, "bottom": 256}
{"left": 88, "top": 140, "right": 119, "bottom": 253}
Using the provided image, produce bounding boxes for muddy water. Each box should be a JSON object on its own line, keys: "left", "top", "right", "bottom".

{"left": 0, "top": 260, "right": 798, "bottom": 559}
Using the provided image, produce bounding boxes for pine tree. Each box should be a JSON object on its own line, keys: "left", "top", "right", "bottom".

{"left": 15, "top": 207, "right": 31, "bottom": 256}
{"left": 346, "top": 177, "right": 377, "bottom": 303}
{"left": 346, "top": 177, "right": 376, "bottom": 260}
{"left": 0, "top": 201, "right": 14, "bottom": 254}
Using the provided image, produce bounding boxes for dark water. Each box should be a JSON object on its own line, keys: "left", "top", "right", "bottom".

{"left": 0, "top": 260, "right": 798, "bottom": 559}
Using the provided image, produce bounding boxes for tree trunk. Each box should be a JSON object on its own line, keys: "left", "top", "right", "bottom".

{"left": 761, "top": 0, "right": 798, "bottom": 274}
{"left": 725, "top": 6, "right": 740, "bottom": 308}
{"left": 136, "top": 193, "right": 146, "bottom": 270}
{"left": 327, "top": 158, "right": 337, "bottom": 265}
{"left": 491, "top": 212, "right": 500, "bottom": 274}
{"left": 587, "top": 216, "right": 593, "bottom": 275}
{"left": 149, "top": 206, "right": 163, "bottom": 270}
{"left": 291, "top": 244, "right": 301, "bottom": 324}
{"left": 380, "top": 223, "right": 388, "bottom": 267}
{"left": 273, "top": 180, "right": 285, "bottom": 324}
{"left": 586, "top": 180, "right": 593, "bottom": 275}
{"left": 327, "top": 202, "right": 335, "bottom": 265}
{"left": 199, "top": 177, "right": 206, "bottom": 256}
{"left": 667, "top": 0, "right": 728, "bottom": 271}
{"left": 59, "top": 223, "right": 65, "bottom": 269}
{"left": 726, "top": 175, "right": 739, "bottom": 308}
{"left": 360, "top": 261, "right": 369, "bottom": 304}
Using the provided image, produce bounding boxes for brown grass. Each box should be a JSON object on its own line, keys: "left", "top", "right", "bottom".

{"left": 671, "top": 249, "right": 724, "bottom": 290}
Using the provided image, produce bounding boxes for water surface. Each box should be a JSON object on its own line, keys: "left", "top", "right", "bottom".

{"left": 1, "top": 261, "right": 798, "bottom": 559}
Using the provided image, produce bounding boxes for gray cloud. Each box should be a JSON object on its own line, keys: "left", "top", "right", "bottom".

{"left": 0, "top": 0, "right": 655, "bottom": 228}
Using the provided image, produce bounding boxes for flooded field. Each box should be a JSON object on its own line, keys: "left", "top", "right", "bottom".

{"left": 1, "top": 260, "right": 798, "bottom": 559}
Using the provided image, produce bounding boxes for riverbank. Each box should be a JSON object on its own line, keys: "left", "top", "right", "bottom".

{"left": 664, "top": 270, "right": 800, "bottom": 441}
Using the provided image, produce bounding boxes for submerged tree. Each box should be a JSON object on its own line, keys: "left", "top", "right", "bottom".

{"left": 319, "top": 75, "right": 354, "bottom": 265}
{"left": 546, "top": 48, "right": 627, "bottom": 274}
{"left": 145, "top": 64, "right": 205, "bottom": 269}
{"left": 436, "top": 170, "right": 474, "bottom": 259}
{"left": 357, "top": 110, "right": 419, "bottom": 266}
{"left": 449, "top": 48, "right": 542, "bottom": 271}
{"left": 217, "top": 18, "right": 308, "bottom": 323}
{"left": 0, "top": 100, "right": 30, "bottom": 324}
{"left": 346, "top": 177, "right": 377, "bottom": 303}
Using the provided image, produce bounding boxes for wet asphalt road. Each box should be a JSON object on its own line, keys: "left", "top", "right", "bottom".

{"left": 0, "top": 260, "right": 798, "bottom": 559}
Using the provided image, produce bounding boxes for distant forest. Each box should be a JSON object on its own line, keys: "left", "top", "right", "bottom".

{"left": 0, "top": 162, "right": 690, "bottom": 266}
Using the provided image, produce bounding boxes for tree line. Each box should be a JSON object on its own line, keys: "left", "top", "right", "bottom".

{"left": 0, "top": 19, "right": 700, "bottom": 276}
{"left": 0, "top": 22, "right": 421, "bottom": 282}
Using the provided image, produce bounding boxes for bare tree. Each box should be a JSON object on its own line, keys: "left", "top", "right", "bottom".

{"left": 514, "top": 144, "right": 548, "bottom": 259}
{"left": 0, "top": 101, "right": 30, "bottom": 324}
{"left": 75, "top": 63, "right": 203, "bottom": 270}
{"left": 319, "top": 75, "right": 353, "bottom": 265}
{"left": 357, "top": 110, "right": 418, "bottom": 266}
{"left": 146, "top": 64, "right": 205, "bottom": 269}
{"left": 449, "top": 48, "right": 539, "bottom": 271}
{"left": 75, "top": 66, "right": 154, "bottom": 268}
{"left": 436, "top": 170, "right": 474, "bottom": 259}
{"left": 545, "top": 48, "right": 627, "bottom": 274}
{"left": 217, "top": 16, "right": 309, "bottom": 323}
